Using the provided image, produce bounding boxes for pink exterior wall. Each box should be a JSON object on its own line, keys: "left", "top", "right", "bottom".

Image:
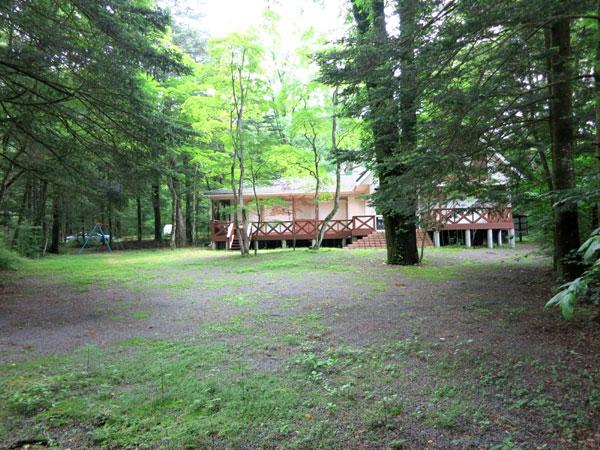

{"left": 245, "top": 195, "right": 363, "bottom": 222}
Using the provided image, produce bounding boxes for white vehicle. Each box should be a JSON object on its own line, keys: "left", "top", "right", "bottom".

{"left": 163, "top": 224, "right": 173, "bottom": 237}
{"left": 65, "top": 232, "right": 109, "bottom": 244}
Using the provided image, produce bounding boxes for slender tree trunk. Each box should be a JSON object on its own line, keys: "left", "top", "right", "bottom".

{"left": 191, "top": 171, "right": 198, "bottom": 246}
{"left": 107, "top": 203, "right": 113, "bottom": 247}
{"left": 316, "top": 162, "right": 341, "bottom": 248}
{"left": 549, "top": 17, "right": 580, "bottom": 280}
{"left": 168, "top": 176, "right": 186, "bottom": 248}
{"left": 185, "top": 159, "right": 193, "bottom": 245}
{"left": 230, "top": 51, "right": 251, "bottom": 256}
{"left": 251, "top": 172, "right": 261, "bottom": 256}
{"left": 152, "top": 181, "right": 162, "bottom": 241}
{"left": 11, "top": 179, "right": 29, "bottom": 247}
{"left": 34, "top": 180, "right": 48, "bottom": 255}
{"left": 136, "top": 195, "right": 142, "bottom": 243}
{"left": 313, "top": 176, "right": 320, "bottom": 246}
{"left": 49, "top": 188, "right": 60, "bottom": 254}
{"left": 315, "top": 88, "right": 342, "bottom": 250}
{"left": 169, "top": 188, "right": 176, "bottom": 249}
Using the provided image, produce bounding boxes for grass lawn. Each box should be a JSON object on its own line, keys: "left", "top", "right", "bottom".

{"left": 0, "top": 247, "right": 598, "bottom": 449}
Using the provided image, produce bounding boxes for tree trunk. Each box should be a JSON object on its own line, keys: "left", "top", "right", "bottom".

{"left": 136, "top": 195, "right": 142, "bottom": 243}
{"left": 313, "top": 176, "right": 320, "bottom": 246}
{"left": 393, "top": 0, "right": 419, "bottom": 264}
{"left": 316, "top": 162, "right": 341, "bottom": 249}
{"left": 168, "top": 176, "right": 186, "bottom": 248}
{"left": 107, "top": 203, "right": 113, "bottom": 247}
{"left": 152, "top": 181, "right": 162, "bottom": 241}
{"left": 191, "top": 172, "right": 197, "bottom": 246}
{"left": 49, "top": 188, "right": 60, "bottom": 254}
{"left": 11, "top": 177, "right": 31, "bottom": 247}
{"left": 351, "top": 0, "right": 419, "bottom": 265}
{"left": 185, "top": 160, "right": 193, "bottom": 245}
{"left": 549, "top": 17, "right": 580, "bottom": 280}
{"left": 315, "top": 88, "right": 342, "bottom": 250}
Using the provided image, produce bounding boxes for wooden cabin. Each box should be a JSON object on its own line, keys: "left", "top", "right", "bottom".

{"left": 205, "top": 168, "right": 516, "bottom": 250}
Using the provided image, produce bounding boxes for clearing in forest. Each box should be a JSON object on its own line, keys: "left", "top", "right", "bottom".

{"left": 0, "top": 247, "right": 598, "bottom": 449}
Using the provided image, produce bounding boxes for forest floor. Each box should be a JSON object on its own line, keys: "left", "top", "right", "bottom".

{"left": 0, "top": 246, "right": 598, "bottom": 449}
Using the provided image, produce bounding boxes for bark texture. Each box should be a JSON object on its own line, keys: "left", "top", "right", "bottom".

{"left": 549, "top": 18, "right": 580, "bottom": 280}
{"left": 351, "top": 0, "right": 418, "bottom": 265}
{"left": 152, "top": 182, "right": 162, "bottom": 241}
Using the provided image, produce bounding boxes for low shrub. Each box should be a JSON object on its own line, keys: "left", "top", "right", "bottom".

{"left": 14, "top": 223, "right": 43, "bottom": 258}
{"left": 0, "top": 239, "right": 21, "bottom": 271}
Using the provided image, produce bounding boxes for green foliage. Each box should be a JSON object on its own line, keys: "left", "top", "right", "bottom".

{"left": 546, "top": 228, "right": 600, "bottom": 319}
{"left": 0, "top": 238, "right": 20, "bottom": 270}
{"left": 14, "top": 224, "right": 42, "bottom": 258}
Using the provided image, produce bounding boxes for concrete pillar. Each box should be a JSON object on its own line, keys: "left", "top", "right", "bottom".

{"left": 487, "top": 229, "right": 494, "bottom": 249}
{"left": 497, "top": 230, "right": 503, "bottom": 246}
{"left": 254, "top": 240, "right": 259, "bottom": 251}
{"left": 433, "top": 230, "right": 441, "bottom": 248}
{"left": 509, "top": 228, "right": 516, "bottom": 248}
{"left": 465, "top": 230, "right": 472, "bottom": 248}
{"left": 341, "top": 238, "right": 346, "bottom": 248}
{"left": 281, "top": 240, "right": 287, "bottom": 248}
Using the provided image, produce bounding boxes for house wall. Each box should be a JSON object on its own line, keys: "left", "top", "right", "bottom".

{"left": 293, "top": 197, "right": 347, "bottom": 220}
{"left": 242, "top": 195, "right": 361, "bottom": 222}
{"left": 318, "top": 199, "right": 347, "bottom": 220}
{"left": 347, "top": 196, "right": 366, "bottom": 217}
{"left": 256, "top": 202, "right": 293, "bottom": 222}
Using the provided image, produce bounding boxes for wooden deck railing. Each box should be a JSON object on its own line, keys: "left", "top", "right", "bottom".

{"left": 422, "top": 207, "right": 514, "bottom": 230}
{"left": 211, "top": 216, "right": 377, "bottom": 242}
{"left": 211, "top": 209, "right": 513, "bottom": 242}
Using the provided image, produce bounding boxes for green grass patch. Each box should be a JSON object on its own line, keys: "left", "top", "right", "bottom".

{"left": 131, "top": 310, "right": 153, "bottom": 320}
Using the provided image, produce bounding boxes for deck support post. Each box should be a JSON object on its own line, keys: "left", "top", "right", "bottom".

{"left": 433, "top": 230, "right": 441, "bottom": 248}
{"left": 210, "top": 241, "right": 216, "bottom": 250}
{"left": 487, "top": 229, "right": 494, "bottom": 249}
{"left": 465, "top": 229, "right": 472, "bottom": 248}
{"left": 341, "top": 238, "right": 347, "bottom": 248}
{"left": 497, "top": 230, "right": 503, "bottom": 246}
{"left": 509, "top": 228, "right": 516, "bottom": 248}
{"left": 281, "top": 240, "right": 287, "bottom": 248}
{"left": 254, "top": 240, "right": 258, "bottom": 251}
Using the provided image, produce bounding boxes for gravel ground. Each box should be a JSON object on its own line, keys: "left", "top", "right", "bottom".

{"left": 0, "top": 246, "right": 556, "bottom": 362}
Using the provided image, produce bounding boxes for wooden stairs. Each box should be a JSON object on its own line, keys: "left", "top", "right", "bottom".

{"left": 229, "top": 235, "right": 241, "bottom": 250}
{"left": 347, "top": 230, "right": 433, "bottom": 249}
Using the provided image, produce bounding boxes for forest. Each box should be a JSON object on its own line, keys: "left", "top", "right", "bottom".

{"left": 1, "top": 0, "right": 599, "bottom": 267}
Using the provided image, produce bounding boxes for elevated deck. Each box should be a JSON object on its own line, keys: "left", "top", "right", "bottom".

{"left": 210, "top": 207, "right": 515, "bottom": 249}
{"left": 210, "top": 215, "right": 377, "bottom": 244}
{"left": 422, "top": 207, "right": 514, "bottom": 230}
